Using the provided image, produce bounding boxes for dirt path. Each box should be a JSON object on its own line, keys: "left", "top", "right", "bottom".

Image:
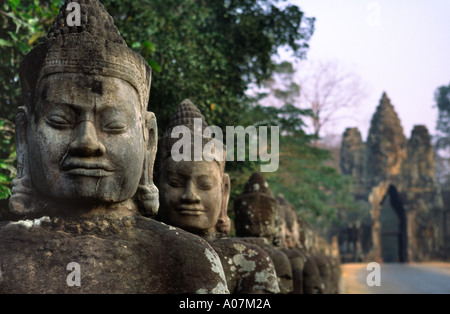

{"left": 340, "top": 262, "right": 450, "bottom": 294}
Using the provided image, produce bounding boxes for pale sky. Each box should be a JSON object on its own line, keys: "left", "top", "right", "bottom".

{"left": 288, "top": 0, "right": 450, "bottom": 141}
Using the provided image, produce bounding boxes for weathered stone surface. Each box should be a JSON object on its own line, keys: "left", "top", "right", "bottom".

{"left": 275, "top": 194, "right": 307, "bottom": 294}
{"left": 0, "top": 205, "right": 228, "bottom": 293}
{"left": 340, "top": 92, "right": 446, "bottom": 262}
{"left": 277, "top": 194, "right": 341, "bottom": 294}
{"left": 301, "top": 254, "right": 324, "bottom": 294}
{"left": 233, "top": 173, "right": 294, "bottom": 293}
{"left": 208, "top": 238, "right": 280, "bottom": 294}
{"left": 233, "top": 174, "right": 343, "bottom": 293}
{"left": 276, "top": 194, "right": 302, "bottom": 249}
{"left": 406, "top": 125, "right": 436, "bottom": 187}
{"left": 367, "top": 92, "right": 408, "bottom": 184}
{"left": 234, "top": 173, "right": 279, "bottom": 241}
{"left": 235, "top": 237, "right": 293, "bottom": 294}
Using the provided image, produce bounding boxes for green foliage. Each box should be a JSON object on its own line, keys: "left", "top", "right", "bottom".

{"left": 0, "top": 0, "right": 60, "bottom": 203}
{"left": 0, "top": 1, "right": 322, "bottom": 222}
{"left": 0, "top": 119, "right": 16, "bottom": 199}
{"left": 226, "top": 99, "right": 363, "bottom": 227}
{"left": 0, "top": 0, "right": 63, "bottom": 121}
{"left": 101, "top": 0, "right": 314, "bottom": 134}
{"left": 264, "top": 116, "right": 361, "bottom": 226}
{"left": 228, "top": 62, "right": 365, "bottom": 228}
{"left": 0, "top": 0, "right": 315, "bottom": 173}
{"left": 434, "top": 82, "right": 450, "bottom": 151}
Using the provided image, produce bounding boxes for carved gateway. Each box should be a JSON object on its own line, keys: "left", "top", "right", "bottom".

{"left": 340, "top": 92, "right": 445, "bottom": 262}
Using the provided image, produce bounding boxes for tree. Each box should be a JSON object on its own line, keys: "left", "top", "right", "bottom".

{"left": 0, "top": 118, "right": 16, "bottom": 200}
{"left": 1, "top": 0, "right": 315, "bottom": 130}
{"left": 253, "top": 61, "right": 313, "bottom": 137}
{"left": 101, "top": 0, "right": 315, "bottom": 134}
{"left": 0, "top": 0, "right": 63, "bottom": 122}
{"left": 0, "top": 0, "right": 315, "bottom": 213}
{"left": 235, "top": 62, "right": 364, "bottom": 229}
{"left": 435, "top": 152, "right": 450, "bottom": 186}
{"left": 0, "top": 0, "right": 62, "bottom": 205}
{"left": 433, "top": 83, "right": 450, "bottom": 196}
{"left": 434, "top": 82, "right": 450, "bottom": 152}
{"left": 246, "top": 103, "right": 363, "bottom": 229}
{"left": 297, "top": 59, "right": 368, "bottom": 146}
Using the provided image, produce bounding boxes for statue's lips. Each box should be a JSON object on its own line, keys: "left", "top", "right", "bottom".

{"left": 177, "top": 205, "right": 205, "bottom": 216}
{"left": 61, "top": 161, "right": 115, "bottom": 177}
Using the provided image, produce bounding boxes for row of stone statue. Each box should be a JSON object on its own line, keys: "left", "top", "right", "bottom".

{"left": 0, "top": 0, "right": 339, "bottom": 293}
{"left": 154, "top": 99, "right": 341, "bottom": 294}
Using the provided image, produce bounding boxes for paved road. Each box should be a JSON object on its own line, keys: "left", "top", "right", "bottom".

{"left": 340, "top": 262, "right": 450, "bottom": 294}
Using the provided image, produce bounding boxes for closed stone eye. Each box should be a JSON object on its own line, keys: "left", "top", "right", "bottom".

{"left": 104, "top": 121, "right": 128, "bottom": 133}
{"left": 46, "top": 115, "right": 73, "bottom": 128}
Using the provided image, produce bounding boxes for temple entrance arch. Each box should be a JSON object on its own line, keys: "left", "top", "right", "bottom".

{"left": 379, "top": 185, "right": 408, "bottom": 262}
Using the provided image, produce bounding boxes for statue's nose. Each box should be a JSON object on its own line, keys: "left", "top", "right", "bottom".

{"left": 69, "top": 121, "right": 106, "bottom": 157}
{"left": 181, "top": 180, "right": 201, "bottom": 203}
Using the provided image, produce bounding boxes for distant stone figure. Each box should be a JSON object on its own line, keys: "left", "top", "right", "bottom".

{"left": 276, "top": 194, "right": 309, "bottom": 294}
{"left": 0, "top": 0, "right": 229, "bottom": 294}
{"left": 155, "top": 100, "right": 280, "bottom": 294}
{"left": 298, "top": 213, "right": 343, "bottom": 294}
{"left": 233, "top": 172, "right": 294, "bottom": 293}
{"left": 277, "top": 194, "right": 341, "bottom": 294}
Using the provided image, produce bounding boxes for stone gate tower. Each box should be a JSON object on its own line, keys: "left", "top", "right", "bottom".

{"left": 340, "top": 92, "right": 445, "bottom": 262}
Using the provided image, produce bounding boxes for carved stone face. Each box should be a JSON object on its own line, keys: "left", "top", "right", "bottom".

{"left": 234, "top": 193, "right": 278, "bottom": 239}
{"left": 158, "top": 158, "right": 226, "bottom": 234}
{"left": 27, "top": 73, "right": 145, "bottom": 204}
{"left": 284, "top": 212, "right": 302, "bottom": 249}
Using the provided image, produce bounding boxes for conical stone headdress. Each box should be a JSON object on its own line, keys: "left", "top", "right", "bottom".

{"left": 233, "top": 172, "right": 279, "bottom": 239}
{"left": 158, "top": 99, "right": 226, "bottom": 172}
{"left": 242, "top": 172, "right": 273, "bottom": 195}
{"left": 165, "top": 99, "right": 209, "bottom": 135}
{"left": 19, "top": 0, "right": 151, "bottom": 111}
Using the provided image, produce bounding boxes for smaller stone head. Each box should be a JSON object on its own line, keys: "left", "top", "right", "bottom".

{"left": 233, "top": 172, "right": 279, "bottom": 241}
{"left": 155, "top": 100, "right": 230, "bottom": 236}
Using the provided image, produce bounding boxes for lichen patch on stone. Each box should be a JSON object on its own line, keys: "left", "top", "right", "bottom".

{"left": 232, "top": 254, "right": 256, "bottom": 273}
{"left": 7, "top": 216, "right": 51, "bottom": 229}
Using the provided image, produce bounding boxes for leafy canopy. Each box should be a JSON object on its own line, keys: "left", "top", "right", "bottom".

{"left": 101, "top": 0, "right": 315, "bottom": 132}
{"left": 0, "top": 0, "right": 314, "bottom": 201}
{"left": 434, "top": 82, "right": 450, "bottom": 151}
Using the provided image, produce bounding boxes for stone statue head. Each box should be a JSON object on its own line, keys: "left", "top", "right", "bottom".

{"left": 155, "top": 99, "right": 230, "bottom": 236}
{"left": 233, "top": 172, "right": 279, "bottom": 241}
{"left": 9, "top": 0, "right": 158, "bottom": 216}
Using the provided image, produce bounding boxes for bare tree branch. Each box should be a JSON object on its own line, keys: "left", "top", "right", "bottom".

{"left": 297, "top": 59, "right": 368, "bottom": 146}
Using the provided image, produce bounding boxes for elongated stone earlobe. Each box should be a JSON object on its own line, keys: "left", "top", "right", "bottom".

{"left": 9, "top": 107, "right": 34, "bottom": 215}
{"left": 135, "top": 112, "right": 159, "bottom": 216}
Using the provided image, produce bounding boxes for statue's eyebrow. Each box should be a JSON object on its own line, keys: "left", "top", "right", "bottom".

{"left": 94, "top": 102, "right": 128, "bottom": 113}
{"left": 166, "top": 170, "right": 187, "bottom": 179}
{"left": 38, "top": 100, "right": 76, "bottom": 115}
{"left": 93, "top": 91, "right": 138, "bottom": 112}
{"left": 195, "top": 172, "right": 219, "bottom": 183}
{"left": 43, "top": 101, "right": 79, "bottom": 112}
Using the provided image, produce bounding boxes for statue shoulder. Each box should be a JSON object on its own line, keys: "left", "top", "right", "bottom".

{"left": 135, "top": 217, "right": 230, "bottom": 294}
{"left": 208, "top": 238, "right": 280, "bottom": 294}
